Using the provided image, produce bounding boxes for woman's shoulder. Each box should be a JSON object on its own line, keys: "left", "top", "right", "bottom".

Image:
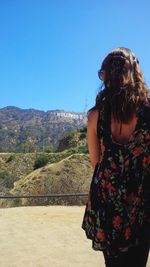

{"left": 87, "top": 109, "right": 99, "bottom": 122}
{"left": 87, "top": 109, "right": 100, "bottom": 133}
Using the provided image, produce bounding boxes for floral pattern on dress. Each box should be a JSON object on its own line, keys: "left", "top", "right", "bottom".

{"left": 82, "top": 101, "right": 150, "bottom": 257}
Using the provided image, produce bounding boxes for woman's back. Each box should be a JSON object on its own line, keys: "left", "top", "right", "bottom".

{"left": 82, "top": 47, "right": 150, "bottom": 264}
{"left": 83, "top": 100, "right": 150, "bottom": 256}
{"left": 111, "top": 114, "right": 138, "bottom": 145}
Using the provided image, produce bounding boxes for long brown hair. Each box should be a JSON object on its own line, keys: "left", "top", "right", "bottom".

{"left": 91, "top": 47, "right": 149, "bottom": 123}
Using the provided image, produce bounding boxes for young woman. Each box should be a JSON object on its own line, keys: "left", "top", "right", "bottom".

{"left": 82, "top": 47, "right": 150, "bottom": 267}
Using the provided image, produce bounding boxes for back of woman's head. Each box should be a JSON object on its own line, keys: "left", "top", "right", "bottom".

{"left": 94, "top": 47, "right": 149, "bottom": 123}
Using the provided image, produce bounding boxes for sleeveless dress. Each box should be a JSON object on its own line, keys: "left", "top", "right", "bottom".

{"left": 82, "top": 101, "right": 150, "bottom": 258}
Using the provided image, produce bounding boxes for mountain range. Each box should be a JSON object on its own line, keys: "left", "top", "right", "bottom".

{"left": 0, "top": 106, "right": 87, "bottom": 152}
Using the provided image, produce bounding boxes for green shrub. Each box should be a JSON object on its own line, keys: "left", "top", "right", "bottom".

{"left": 44, "top": 145, "right": 54, "bottom": 153}
{"left": 0, "top": 169, "right": 17, "bottom": 188}
{"left": 79, "top": 127, "right": 87, "bottom": 133}
{"left": 77, "top": 144, "right": 88, "bottom": 154}
{"left": 67, "top": 144, "right": 88, "bottom": 154}
{"left": 33, "top": 154, "right": 49, "bottom": 170}
{"left": 80, "top": 132, "right": 86, "bottom": 139}
{"left": 5, "top": 154, "right": 15, "bottom": 163}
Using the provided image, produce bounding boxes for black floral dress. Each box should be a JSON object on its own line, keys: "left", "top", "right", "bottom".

{"left": 82, "top": 101, "right": 150, "bottom": 258}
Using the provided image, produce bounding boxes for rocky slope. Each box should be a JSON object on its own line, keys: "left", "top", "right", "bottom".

{"left": 0, "top": 106, "right": 87, "bottom": 152}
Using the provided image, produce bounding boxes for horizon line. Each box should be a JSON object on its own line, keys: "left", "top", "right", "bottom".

{"left": 0, "top": 105, "right": 88, "bottom": 114}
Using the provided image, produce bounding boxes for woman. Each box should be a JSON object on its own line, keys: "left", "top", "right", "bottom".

{"left": 82, "top": 47, "right": 150, "bottom": 267}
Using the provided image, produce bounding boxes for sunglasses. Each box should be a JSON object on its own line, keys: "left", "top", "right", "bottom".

{"left": 98, "top": 69, "right": 104, "bottom": 81}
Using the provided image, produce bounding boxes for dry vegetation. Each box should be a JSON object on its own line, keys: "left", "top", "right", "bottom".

{"left": 0, "top": 153, "right": 92, "bottom": 208}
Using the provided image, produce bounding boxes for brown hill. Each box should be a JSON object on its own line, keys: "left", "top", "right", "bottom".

{"left": 0, "top": 154, "right": 92, "bottom": 208}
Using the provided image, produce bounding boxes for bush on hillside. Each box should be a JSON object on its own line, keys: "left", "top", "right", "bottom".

{"left": 68, "top": 144, "right": 88, "bottom": 154}
{"left": 33, "top": 154, "right": 49, "bottom": 170}
{"left": 79, "top": 127, "right": 87, "bottom": 133}
{"left": 0, "top": 169, "right": 17, "bottom": 189}
{"left": 5, "top": 154, "right": 16, "bottom": 163}
{"left": 79, "top": 132, "right": 86, "bottom": 139}
{"left": 44, "top": 145, "right": 54, "bottom": 153}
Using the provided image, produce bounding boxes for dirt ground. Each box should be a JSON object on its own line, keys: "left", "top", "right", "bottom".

{"left": 0, "top": 206, "right": 149, "bottom": 267}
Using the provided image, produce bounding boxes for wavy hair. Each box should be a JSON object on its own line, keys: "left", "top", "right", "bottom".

{"left": 90, "top": 47, "right": 149, "bottom": 123}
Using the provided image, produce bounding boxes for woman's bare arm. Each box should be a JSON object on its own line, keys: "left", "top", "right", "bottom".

{"left": 87, "top": 110, "right": 100, "bottom": 169}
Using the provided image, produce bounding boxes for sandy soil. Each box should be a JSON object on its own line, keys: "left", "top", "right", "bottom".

{"left": 0, "top": 206, "right": 149, "bottom": 267}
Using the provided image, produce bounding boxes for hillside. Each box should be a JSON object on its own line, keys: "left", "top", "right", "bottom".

{"left": 0, "top": 152, "right": 92, "bottom": 208}
{"left": 0, "top": 106, "right": 87, "bottom": 152}
{"left": 57, "top": 128, "right": 87, "bottom": 152}
{"left": 0, "top": 125, "right": 89, "bottom": 208}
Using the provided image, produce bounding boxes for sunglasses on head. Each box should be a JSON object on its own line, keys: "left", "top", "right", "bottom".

{"left": 98, "top": 69, "right": 104, "bottom": 80}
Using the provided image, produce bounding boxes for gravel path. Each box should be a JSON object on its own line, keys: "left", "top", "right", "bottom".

{"left": 0, "top": 206, "right": 149, "bottom": 267}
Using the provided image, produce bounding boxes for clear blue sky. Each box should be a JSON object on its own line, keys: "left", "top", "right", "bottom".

{"left": 0, "top": 0, "right": 150, "bottom": 112}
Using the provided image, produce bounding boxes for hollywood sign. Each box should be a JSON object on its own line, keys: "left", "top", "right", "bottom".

{"left": 56, "top": 112, "right": 84, "bottom": 120}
